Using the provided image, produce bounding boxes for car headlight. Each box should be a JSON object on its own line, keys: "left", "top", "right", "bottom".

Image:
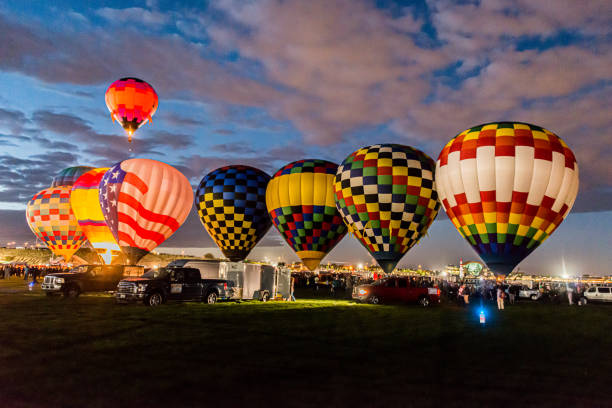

{"left": 137, "top": 284, "right": 148, "bottom": 292}
{"left": 55, "top": 277, "right": 64, "bottom": 284}
{"left": 358, "top": 288, "right": 368, "bottom": 296}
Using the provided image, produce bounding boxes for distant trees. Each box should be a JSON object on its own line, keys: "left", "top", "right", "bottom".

{"left": 204, "top": 253, "right": 215, "bottom": 260}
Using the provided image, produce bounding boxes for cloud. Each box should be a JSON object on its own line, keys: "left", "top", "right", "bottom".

{"left": 158, "top": 111, "right": 205, "bottom": 127}
{"left": 146, "top": 130, "right": 195, "bottom": 149}
{"left": 96, "top": 7, "right": 171, "bottom": 27}
{"left": 208, "top": 0, "right": 448, "bottom": 144}
{"left": 0, "top": 107, "right": 30, "bottom": 135}
{"left": 0, "top": 153, "right": 77, "bottom": 204}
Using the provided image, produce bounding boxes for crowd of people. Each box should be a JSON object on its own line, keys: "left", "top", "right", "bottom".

{"left": 439, "top": 279, "right": 592, "bottom": 309}
{"left": 0, "top": 264, "right": 69, "bottom": 282}
{"left": 290, "top": 270, "right": 597, "bottom": 308}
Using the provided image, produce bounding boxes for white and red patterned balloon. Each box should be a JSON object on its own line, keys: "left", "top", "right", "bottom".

{"left": 436, "top": 122, "right": 579, "bottom": 275}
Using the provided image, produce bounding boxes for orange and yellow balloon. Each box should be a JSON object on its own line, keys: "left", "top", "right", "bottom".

{"left": 105, "top": 77, "right": 158, "bottom": 143}
{"left": 70, "top": 168, "right": 122, "bottom": 265}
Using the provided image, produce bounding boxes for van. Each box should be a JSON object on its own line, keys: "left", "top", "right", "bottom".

{"left": 582, "top": 286, "right": 612, "bottom": 303}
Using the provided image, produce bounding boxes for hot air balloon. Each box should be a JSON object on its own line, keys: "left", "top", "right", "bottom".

{"left": 266, "top": 159, "right": 347, "bottom": 271}
{"left": 51, "top": 166, "right": 94, "bottom": 188}
{"left": 195, "top": 165, "right": 272, "bottom": 262}
{"left": 99, "top": 158, "right": 193, "bottom": 264}
{"left": 105, "top": 77, "right": 158, "bottom": 143}
{"left": 71, "top": 168, "right": 122, "bottom": 265}
{"left": 335, "top": 144, "right": 440, "bottom": 274}
{"left": 26, "top": 187, "right": 88, "bottom": 261}
{"left": 436, "top": 122, "right": 579, "bottom": 275}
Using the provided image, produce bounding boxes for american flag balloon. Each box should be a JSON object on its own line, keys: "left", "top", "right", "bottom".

{"left": 99, "top": 159, "right": 193, "bottom": 264}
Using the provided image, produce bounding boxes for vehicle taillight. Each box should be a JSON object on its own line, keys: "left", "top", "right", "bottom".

{"left": 224, "top": 283, "right": 228, "bottom": 290}
{"left": 358, "top": 289, "right": 368, "bottom": 296}
{"left": 437, "top": 289, "right": 440, "bottom": 296}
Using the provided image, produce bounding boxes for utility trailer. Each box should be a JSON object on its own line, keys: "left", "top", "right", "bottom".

{"left": 219, "top": 262, "right": 291, "bottom": 301}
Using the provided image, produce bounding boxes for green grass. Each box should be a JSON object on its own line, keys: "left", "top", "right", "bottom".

{"left": 0, "top": 278, "right": 611, "bottom": 407}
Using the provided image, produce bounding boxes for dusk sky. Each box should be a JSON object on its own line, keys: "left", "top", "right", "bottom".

{"left": 1, "top": 0, "right": 610, "bottom": 275}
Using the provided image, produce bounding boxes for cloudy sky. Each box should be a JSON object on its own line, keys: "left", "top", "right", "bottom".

{"left": 1, "top": 0, "right": 610, "bottom": 275}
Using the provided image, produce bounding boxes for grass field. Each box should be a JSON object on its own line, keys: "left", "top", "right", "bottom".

{"left": 0, "top": 277, "right": 611, "bottom": 408}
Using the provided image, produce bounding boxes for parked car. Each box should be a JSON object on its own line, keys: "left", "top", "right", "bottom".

{"left": 42, "top": 264, "right": 144, "bottom": 297}
{"left": 518, "top": 286, "right": 541, "bottom": 300}
{"left": 582, "top": 286, "right": 612, "bottom": 304}
{"left": 115, "top": 267, "right": 234, "bottom": 306}
{"left": 352, "top": 277, "right": 440, "bottom": 306}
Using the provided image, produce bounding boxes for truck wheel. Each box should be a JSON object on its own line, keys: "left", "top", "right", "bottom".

{"left": 418, "top": 296, "right": 430, "bottom": 307}
{"left": 63, "top": 285, "right": 80, "bottom": 298}
{"left": 205, "top": 291, "right": 218, "bottom": 304}
{"left": 261, "top": 292, "right": 270, "bottom": 302}
{"left": 145, "top": 292, "right": 163, "bottom": 307}
{"left": 369, "top": 295, "right": 381, "bottom": 304}
{"left": 530, "top": 294, "right": 538, "bottom": 300}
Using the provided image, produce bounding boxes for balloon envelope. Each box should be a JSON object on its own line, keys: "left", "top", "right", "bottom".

{"left": 335, "top": 144, "right": 440, "bottom": 274}
{"left": 105, "top": 77, "right": 158, "bottom": 141}
{"left": 99, "top": 159, "right": 193, "bottom": 264}
{"left": 26, "top": 187, "right": 88, "bottom": 261}
{"left": 436, "top": 122, "right": 579, "bottom": 275}
{"left": 71, "top": 168, "right": 122, "bottom": 265}
{"left": 266, "top": 159, "right": 347, "bottom": 271}
{"left": 195, "top": 165, "right": 271, "bottom": 262}
{"left": 51, "top": 166, "right": 94, "bottom": 188}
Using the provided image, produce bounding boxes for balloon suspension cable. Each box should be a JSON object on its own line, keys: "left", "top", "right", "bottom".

{"left": 127, "top": 130, "right": 133, "bottom": 153}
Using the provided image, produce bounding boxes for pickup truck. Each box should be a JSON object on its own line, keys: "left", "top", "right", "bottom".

{"left": 115, "top": 267, "right": 235, "bottom": 306}
{"left": 352, "top": 277, "right": 440, "bottom": 306}
{"left": 42, "top": 264, "right": 144, "bottom": 297}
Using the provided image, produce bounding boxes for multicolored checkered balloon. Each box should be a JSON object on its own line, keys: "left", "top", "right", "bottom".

{"left": 26, "top": 187, "right": 88, "bottom": 261}
{"left": 335, "top": 144, "right": 440, "bottom": 274}
{"left": 436, "top": 122, "right": 579, "bottom": 275}
{"left": 266, "top": 160, "right": 347, "bottom": 271}
{"left": 196, "top": 165, "right": 272, "bottom": 262}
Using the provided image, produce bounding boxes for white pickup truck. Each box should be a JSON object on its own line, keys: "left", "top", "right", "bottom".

{"left": 582, "top": 286, "right": 612, "bottom": 304}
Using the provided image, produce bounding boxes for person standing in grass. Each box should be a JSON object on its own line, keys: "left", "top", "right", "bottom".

{"left": 497, "top": 286, "right": 505, "bottom": 310}
{"left": 463, "top": 285, "right": 470, "bottom": 305}
{"left": 287, "top": 276, "right": 296, "bottom": 302}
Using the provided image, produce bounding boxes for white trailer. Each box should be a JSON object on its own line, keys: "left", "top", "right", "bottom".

{"left": 219, "top": 262, "right": 291, "bottom": 301}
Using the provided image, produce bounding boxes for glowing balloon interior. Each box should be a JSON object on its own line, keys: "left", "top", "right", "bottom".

{"left": 436, "top": 122, "right": 579, "bottom": 275}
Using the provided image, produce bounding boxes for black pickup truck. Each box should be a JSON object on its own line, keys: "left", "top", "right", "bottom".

{"left": 42, "top": 264, "right": 144, "bottom": 297}
{"left": 115, "top": 267, "right": 234, "bottom": 306}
